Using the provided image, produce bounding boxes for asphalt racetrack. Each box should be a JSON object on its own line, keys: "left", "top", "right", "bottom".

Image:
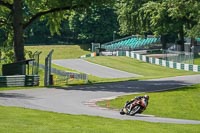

{"left": 52, "top": 59, "right": 141, "bottom": 78}
{"left": 0, "top": 59, "right": 200, "bottom": 124}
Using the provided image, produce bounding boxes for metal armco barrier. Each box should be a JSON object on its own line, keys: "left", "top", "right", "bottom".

{"left": 125, "top": 51, "right": 200, "bottom": 72}
{"left": 79, "top": 50, "right": 200, "bottom": 73}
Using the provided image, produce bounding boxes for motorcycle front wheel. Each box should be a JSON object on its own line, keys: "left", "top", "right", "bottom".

{"left": 129, "top": 105, "right": 141, "bottom": 116}
{"left": 119, "top": 108, "right": 125, "bottom": 115}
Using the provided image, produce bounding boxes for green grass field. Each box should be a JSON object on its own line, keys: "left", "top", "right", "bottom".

{"left": 25, "top": 44, "right": 91, "bottom": 64}
{"left": 194, "top": 55, "right": 200, "bottom": 65}
{"left": 0, "top": 106, "right": 199, "bottom": 133}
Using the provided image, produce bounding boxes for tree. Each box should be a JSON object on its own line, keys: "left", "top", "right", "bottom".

{"left": 140, "top": 0, "right": 200, "bottom": 51}
{"left": 116, "top": 0, "right": 200, "bottom": 51}
{"left": 140, "top": 1, "right": 178, "bottom": 49}
{"left": 68, "top": 4, "right": 118, "bottom": 43}
{"left": 0, "top": 0, "right": 112, "bottom": 62}
{"left": 116, "top": 0, "right": 149, "bottom": 36}
{"left": 24, "top": 4, "right": 118, "bottom": 45}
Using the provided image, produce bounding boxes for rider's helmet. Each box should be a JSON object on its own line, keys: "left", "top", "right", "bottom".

{"left": 144, "top": 95, "right": 149, "bottom": 100}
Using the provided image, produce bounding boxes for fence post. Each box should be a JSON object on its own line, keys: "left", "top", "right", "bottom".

{"left": 44, "top": 49, "right": 54, "bottom": 86}
{"left": 44, "top": 57, "right": 48, "bottom": 86}
{"left": 32, "top": 51, "right": 42, "bottom": 75}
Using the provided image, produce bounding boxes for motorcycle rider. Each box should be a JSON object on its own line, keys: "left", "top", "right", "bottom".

{"left": 127, "top": 95, "right": 149, "bottom": 105}
{"left": 125, "top": 95, "right": 149, "bottom": 113}
{"left": 135, "top": 95, "right": 149, "bottom": 105}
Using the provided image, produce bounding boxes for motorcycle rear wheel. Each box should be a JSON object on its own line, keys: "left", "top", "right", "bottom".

{"left": 129, "top": 105, "right": 141, "bottom": 116}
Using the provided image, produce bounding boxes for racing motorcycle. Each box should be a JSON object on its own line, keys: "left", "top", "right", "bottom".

{"left": 120, "top": 96, "right": 149, "bottom": 116}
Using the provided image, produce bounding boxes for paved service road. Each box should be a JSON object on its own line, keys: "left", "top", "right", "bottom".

{"left": 52, "top": 59, "right": 141, "bottom": 78}
{"left": 1, "top": 74, "right": 200, "bottom": 124}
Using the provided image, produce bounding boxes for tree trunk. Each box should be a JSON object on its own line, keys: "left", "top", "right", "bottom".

{"left": 179, "top": 25, "right": 185, "bottom": 51}
{"left": 191, "top": 37, "right": 198, "bottom": 56}
{"left": 161, "top": 35, "right": 167, "bottom": 50}
{"left": 13, "top": 0, "right": 25, "bottom": 62}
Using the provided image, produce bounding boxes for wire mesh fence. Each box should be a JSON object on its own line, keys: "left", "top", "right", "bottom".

{"left": 52, "top": 69, "right": 88, "bottom": 86}
{"left": 162, "top": 50, "right": 194, "bottom": 64}
{"left": 40, "top": 63, "right": 88, "bottom": 86}
{"left": 32, "top": 51, "right": 42, "bottom": 75}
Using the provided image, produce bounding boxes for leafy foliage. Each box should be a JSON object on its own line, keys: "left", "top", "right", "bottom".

{"left": 116, "top": 0, "right": 149, "bottom": 35}
{"left": 67, "top": 4, "right": 118, "bottom": 43}
{"left": 24, "top": 4, "right": 118, "bottom": 44}
{"left": 0, "top": 0, "right": 113, "bottom": 61}
{"left": 115, "top": 0, "right": 200, "bottom": 50}
{"left": 1, "top": 0, "right": 200, "bottom": 61}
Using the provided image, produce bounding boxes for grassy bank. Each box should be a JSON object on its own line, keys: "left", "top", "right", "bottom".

{"left": 85, "top": 56, "right": 197, "bottom": 80}
{"left": 194, "top": 55, "right": 200, "bottom": 65}
{"left": 0, "top": 106, "right": 199, "bottom": 133}
{"left": 25, "top": 45, "right": 91, "bottom": 64}
{"left": 97, "top": 84, "right": 200, "bottom": 120}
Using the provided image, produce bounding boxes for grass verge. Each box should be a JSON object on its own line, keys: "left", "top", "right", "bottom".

{"left": 0, "top": 106, "right": 199, "bottom": 133}
{"left": 97, "top": 84, "right": 200, "bottom": 120}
